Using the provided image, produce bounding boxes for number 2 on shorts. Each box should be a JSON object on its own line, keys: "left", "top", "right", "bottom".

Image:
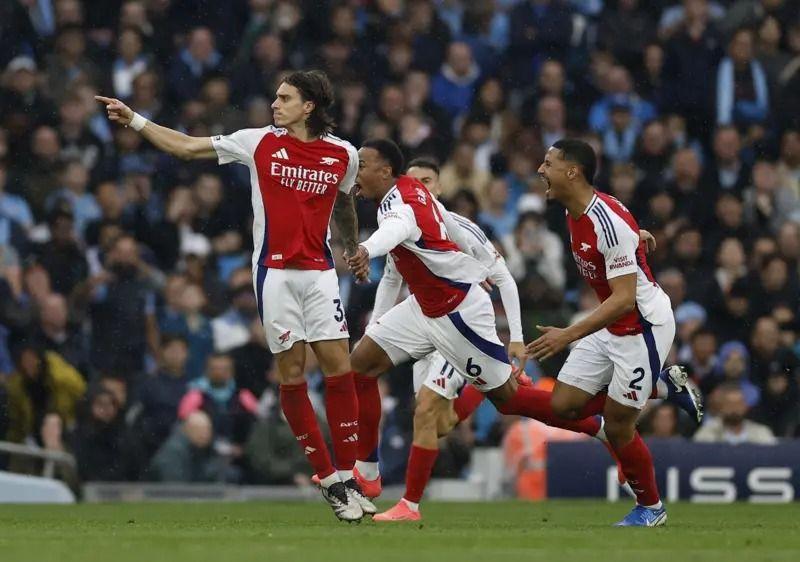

{"left": 630, "top": 367, "right": 646, "bottom": 391}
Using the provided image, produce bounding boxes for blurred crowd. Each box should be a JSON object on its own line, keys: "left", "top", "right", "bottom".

{"left": 1, "top": 0, "right": 799, "bottom": 492}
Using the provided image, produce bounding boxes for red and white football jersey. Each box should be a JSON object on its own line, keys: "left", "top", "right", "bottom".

{"left": 212, "top": 126, "right": 358, "bottom": 270}
{"left": 567, "top": 191, "right": 672, "bottom": 336}
{"left": 363, "top": 175, "right": 488, "bottom": 318}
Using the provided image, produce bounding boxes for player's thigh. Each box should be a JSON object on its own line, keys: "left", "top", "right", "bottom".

{"left": 430, "top": 286, "right": 511, "bottom": 393}
{"left": 350, "top": 335, "right": 395, "bottom": 378}
{"left": 309, "top": 338, "right": 351, "bottom": 377}
{"left": 254, "top": 266, "right": 305, "bottom": 353}
{"left": 303, "top": 269, "right": 350, "bottom": 344}
{"left": 413, "top": 351, "right": 464, "bottom": 401}
{"left": 363, "top": 296, "right": 435, "bottom": 369}
{"left": 414, "top": 385, "right": 451, "bottom": 429}
{"left": 555, "top": 331, "right": 614, "bottom": 403}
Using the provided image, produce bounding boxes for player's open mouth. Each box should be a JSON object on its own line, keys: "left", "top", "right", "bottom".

{"left": 540, "top": 174, "right": 551, "bottom": 196}
{"left": 354, "top": 182, "right": 361, "bottom": 196}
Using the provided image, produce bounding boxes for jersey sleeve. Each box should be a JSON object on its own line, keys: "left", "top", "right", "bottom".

{"left": 488, "top": 257, "right": 523, "bottom": 342}
{"left": 369, "top": 255, "right": 404, "bottom": 326}
{"left": 338, "top": 143, "right": 359, "bottom": 194}
{"left": 361, "top": 202, "right": 421, "bottom": 258}
{"left": 211, "top": 127, "right": 269, "bottom": 165}
{"left": 437, "top": 204, "right": 498, "bottom": 269}
{"left": 597, "top": 213, "right": 640, "bottom": 280}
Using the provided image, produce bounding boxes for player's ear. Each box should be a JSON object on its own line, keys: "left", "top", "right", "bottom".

{"left": 567, "top": 166, "right": 577, "bottom": 180}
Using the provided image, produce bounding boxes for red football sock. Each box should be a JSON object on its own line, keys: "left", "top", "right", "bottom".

{"left": 355, "top": 373, "right": 381, "bottom": 461}
{"left": 404, "top": 445, "right": 439, "bottom": 504}
{"left": 324, "top": 372, "right": 359, "bottom": 471}
{"left": 497, "top": 385, "right": 601, "bottom": 436}
{"left": 578, "top": 392, "right": 608, "bottom": 417}
{"left": 453, "top": 384, "right": 485, "bottom": 421}
{"left": 280, "top": 382, "right": 336, "bottom": 479}
{"left": 613, "top": 433, "right": 660, "bottom": 506}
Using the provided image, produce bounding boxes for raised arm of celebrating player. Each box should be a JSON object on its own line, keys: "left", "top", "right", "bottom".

{"left": 347, "top": 204, "right": 419, "bottom": 280}
{"left": 96, "top": 96, "right": 216, "bottom": 160}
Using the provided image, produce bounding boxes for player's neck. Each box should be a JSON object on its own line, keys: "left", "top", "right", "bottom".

{"left": 563, "top": 185, "right": 596, "bottom": 220}
{"left": 286, "top": 122, "right": 316, "bottom": 143}
{"left": 375, "top": 179, "right": 397, "bottom": 201}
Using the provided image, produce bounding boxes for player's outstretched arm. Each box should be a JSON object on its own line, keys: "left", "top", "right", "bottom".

{"left": 96, "top": 96, "right": 216, "bottom": 160}
{"left": 332, "top": 191, "right": 359, "bottom": 257}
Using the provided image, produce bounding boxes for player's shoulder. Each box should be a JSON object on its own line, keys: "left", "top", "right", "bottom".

{"left": 587, "top": 193, "right": 638, "bottom": 247}
{"left": 394, "top": 175, "right": 433, "bottom": 206}
{"left": 320, "top": 133, "right": 358, "bottom": 158}
{"left": 377, "top": 187, "right": 405, "bottom": 217}
{"left": 250, "top": 124, "right": 287, "bottom": 139}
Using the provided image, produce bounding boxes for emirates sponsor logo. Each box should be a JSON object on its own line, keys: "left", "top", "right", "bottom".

{"left": 572, "top": 251, "right": 598, "bottom": 280}
{"left": 270, "top": 162, "right": 340, "bottom": 194}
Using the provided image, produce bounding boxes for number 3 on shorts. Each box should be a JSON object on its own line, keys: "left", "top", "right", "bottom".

{"left": 630, "top": 367, "right": 645, "bottom": 391}
{"left": 333, "top": 298, "right": 344, "bottom": 322}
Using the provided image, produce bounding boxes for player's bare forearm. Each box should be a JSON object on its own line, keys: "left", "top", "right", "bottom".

{"left": 139, "top": 120, "right": 216, "bottom": 160}
{"left": 564, "top": 294, "right": 635, "bottom": 342}
{"left": 333, "top": 191, "right": 359, "bottom": 256}
{"left": 528, "top": 274, "right": 636, "bottom": 360}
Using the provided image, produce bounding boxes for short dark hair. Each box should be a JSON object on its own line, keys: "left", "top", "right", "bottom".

{"left": 161, "top": 334, "right": 188, "bottom": 348}
{"left": 362, "top": 138, "right": 405, "bottom": 177}
{"left": 406, "top": 157, "right": 440, "bottom": 175}
{"left": 552, "top": 139, "right": 597, "bottom": 183}
{"left": 283, "top": 70, "right": 336, "bottom": 137}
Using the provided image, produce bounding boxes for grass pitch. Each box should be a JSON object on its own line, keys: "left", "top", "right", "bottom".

{"left": 1, "top": 500, "right": 797, "bottom": 562}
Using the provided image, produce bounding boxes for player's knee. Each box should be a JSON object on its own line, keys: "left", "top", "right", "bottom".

{"left": 277, "top": 365, "right": 304, "bottom": 386}
{"left": 550, "top": 393, "right": 580, "bottom": 420}
{"left": 436, "top": 407, "right": 458, "bottom": 437}
{"left": 413, "top": 396, "right": 440, "bottom": 433}
{"left": 603, "top": 418, "right": 636, "bottom": 448}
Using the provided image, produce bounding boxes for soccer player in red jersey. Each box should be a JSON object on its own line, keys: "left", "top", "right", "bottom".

{"left": 97, "top": 70, "right": 373, "bottom": 521}
{"left": 528, "top": 139, "right": 702, "bottom": 527}
{"left": 344, "top": 139, "right": 607, "bottom": 519}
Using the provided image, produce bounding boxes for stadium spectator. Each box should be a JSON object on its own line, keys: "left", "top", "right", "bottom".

{"left": 5, "top": 338, "right": 86, "bottom": 444}
{"left": 73, "top": 388, "right": 140, "bottom": 481}
{"left": 230, "top": 317, "right": 273, "bottom": 398}
{"left": 641, "top": 403, "right": 682, "bottom": 438}
{"left": 34, "top": 292, "right": 91, "bottom": 378}
{"left": 148, "top": 410, "right": 232, "bottom": 483}
{"left": 178, "top": 353, "right": 257, "bottom": 454}
{"left": 694, "top": 383, "right": 777, "bottom": 444}
{"left": 135, "top": 335, "right": 190, "bottom": 459}
{"left": 84, "top": 234, "right": 159, "bottom": 379}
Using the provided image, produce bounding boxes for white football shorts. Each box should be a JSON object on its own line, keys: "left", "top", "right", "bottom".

{"left": 253, "top": 266, "right": 349, "bottom": 353}
{"left": 557, "top": 315, "right": 676, "bottom": 409}
{"left": 366, "top": 285, "right": 511, "bottom": 392}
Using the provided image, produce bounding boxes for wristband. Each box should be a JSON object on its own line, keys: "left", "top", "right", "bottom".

{"left": 130, "top": 112, "right": 148, "bottom": 131}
